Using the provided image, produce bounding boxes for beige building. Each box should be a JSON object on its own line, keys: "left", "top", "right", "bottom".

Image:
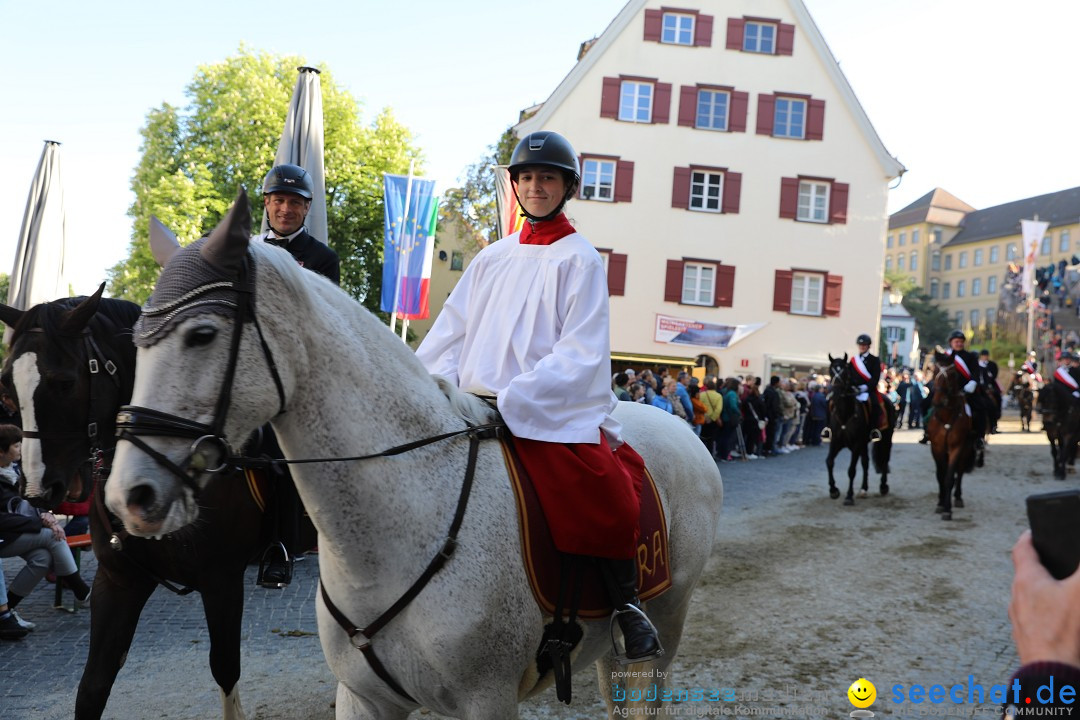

{"left": 511, "top": 0, "right": 903, "bottom": 378}
{"left": 887, "top": 186, "right": 1080, "bottom": 334}
{"left": 407, "top": 211, "right": 478, "bottom": 344}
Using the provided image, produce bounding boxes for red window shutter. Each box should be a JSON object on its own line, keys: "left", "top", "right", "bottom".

{"left": 608, "top": 253, "right": 628, "bottom": 296}
{"left": 715, "top": 264, "right": 735, "bottom": 307}
{"left": 830, "top": 182, "right": 849, "bottom": 225}
{"left": 779, "top": 177, "right": 799, "bottom": 219}
{"left": 722, "top": 172, "right": 742, "bottom": 214}
{"left": 729, "top": 90, "right": 749, "bottom": 132}
{"left": 665, "top": 260, "right": 685, "bottom": 303}
{"left": 726, "top": 18, "right": 745, "bottom": 50}
{"left": 756, "top": 94, "right": 775, "bottom": 135}
{"left": 601, "top": 77, "right": 620, "bottom": 119}
{"left": 678, "top": 85, "right": 698, "bottom": 127}
{"left": 644, "top": 9, "right": 663, "bottom": 42}
{"left": 614, "top": 160, "right": 635, "bottom": 203}
{"left": 695, "top": 14, "right": 714, "bottom": 47}
{"left": 777, "top": 23, "right": 795, "bottom": 55}
{"left": 806, "top": 98, "right": 826, "bottom": 140}
{"left": 653, "top": 82, "right": 672, "bottom": 124}
{"left": 773, "top": 269, "right": 793, "bottom": 312}
{"left": 672, "top": 167, "right": 691, "bottom": 209}
{"left": 824, "top": 274, "right": 843, "bottom": 316}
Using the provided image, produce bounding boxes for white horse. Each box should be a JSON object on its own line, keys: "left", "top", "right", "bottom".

{"left": 105, "top": 196, "right": 723, "bottom": 719}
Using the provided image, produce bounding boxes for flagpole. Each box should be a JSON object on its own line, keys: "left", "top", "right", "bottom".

{"left": 1026, "top": 214, "right": 1039, "bottom": 358}
{"left": 389, "top": 159, "right": 415, "bottom": 337}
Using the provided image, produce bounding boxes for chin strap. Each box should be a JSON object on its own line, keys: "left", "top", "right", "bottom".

{"left": 511, "top": 184, "right": 576, "bottom": 223}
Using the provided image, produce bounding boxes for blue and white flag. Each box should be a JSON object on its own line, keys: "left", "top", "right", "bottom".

{"left": 381, "top": 173, "right": 438, "bottom": 316}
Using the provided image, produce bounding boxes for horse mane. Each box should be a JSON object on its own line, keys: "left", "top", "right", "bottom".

{"left": 432, "top": 376, "right": 502, "bottom": 426}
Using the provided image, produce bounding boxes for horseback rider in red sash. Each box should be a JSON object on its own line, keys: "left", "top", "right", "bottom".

{"left": 944, "top": 330, "right": 989, "bottom": 449}
{"left": 416, "top": 131, "right": 661, "bottom": 662}
{"left": 851, "top": 333, "right": 885, "bottom": 442}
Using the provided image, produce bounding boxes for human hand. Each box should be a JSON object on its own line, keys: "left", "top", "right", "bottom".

{"left": 963, "top": 380, "right": 977, "bottom": 393}
{"left": 1009, "top": 530, "right": 1080, "bottom": 666}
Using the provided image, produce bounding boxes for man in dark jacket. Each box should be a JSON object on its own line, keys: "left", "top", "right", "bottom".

{"left": 762, "top": 376, "right": 782, "bottom": 456}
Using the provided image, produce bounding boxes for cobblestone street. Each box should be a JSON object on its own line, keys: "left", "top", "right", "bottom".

{"left": 1, "top": 411, "right": 1051, "bottom": 719}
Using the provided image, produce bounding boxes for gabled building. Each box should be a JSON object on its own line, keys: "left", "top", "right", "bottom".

{"left": 514, "top": 0, "right": 903, "bottom": 378}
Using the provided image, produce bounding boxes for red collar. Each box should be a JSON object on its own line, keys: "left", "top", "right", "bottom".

{"left": 519, "top": 213, "right": 575, "bottom": 246}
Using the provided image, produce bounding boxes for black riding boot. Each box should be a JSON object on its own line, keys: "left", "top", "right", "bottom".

{"left": 599, "top": 558, "right": 663, "bottom": 663}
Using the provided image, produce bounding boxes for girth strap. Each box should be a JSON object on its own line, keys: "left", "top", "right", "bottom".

{"left": 318, "top": 424, "right": 492, "bottom": 704}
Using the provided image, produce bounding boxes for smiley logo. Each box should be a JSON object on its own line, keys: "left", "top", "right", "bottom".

{"left": 847, "top": 677, "right": 876, "bottom": 708}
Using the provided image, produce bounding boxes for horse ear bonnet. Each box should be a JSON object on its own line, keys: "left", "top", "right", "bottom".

{"left": 133, "top": 191, "right": 254, "bottom": 348}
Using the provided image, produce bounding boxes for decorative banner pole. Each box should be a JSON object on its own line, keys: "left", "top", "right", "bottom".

{"left": 1020, "top": 215, "right": 1049, "bottom": 358}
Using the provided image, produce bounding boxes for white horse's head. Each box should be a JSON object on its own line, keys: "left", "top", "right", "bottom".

{"left": 106, "top": 191, "right": 306, "bottom": 536}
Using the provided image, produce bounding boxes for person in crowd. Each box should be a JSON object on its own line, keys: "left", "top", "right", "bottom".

{"left": 895, "top": 371, "right": 912, "bottom": 429}
{"left": 416, "top": 131, "right": 662, "bottom": 659}
{"left": 0, "top": 425, "right": 91, "bottom": 630}
{"left": 790, "top": 379, "right": 809, "bottom": 448}
{"left": 687, "top": 385, "right": 707, "bottom": 438}
{"left": 0, "top": 565, "right": 27, "bottom": 640}
{"left": 908, "top": 370, "right": 926, "bottom": 429}
{"left": 629, "top": 384, "right": 647, "bottom": 404}
{"left": 673, "top": 372, "right": 694, "bottom": 427}
{"left": 762, "top": 376, "right": 782, "bottom": 456}
{"left": 639, "top": 370, "right": 658, "bottom": 404}
{"left": 978, "top": 349, "right": 1002, "bottom": 434}
{"left": 664, "top": 377, "right": 689, "bottom": 424}
{"left": 740, "top": 378, "right": 766, "bottom": 459}
{"left": 805, "top": 381, "right": 828, "bottom": 446}
{"left": 698, "top": 378, "right": 724, "bottom": 458}
{"left": 651, "top": 383, "right": 674, "bottom": 414}
{"left": 716, "top": 378, "right": 743, "bottom": 461}
{"left": 613, "top": 372, "right": 631, "bottom": 401}
{"left": 776, "top": 379, "right": 799, "bottom": 453}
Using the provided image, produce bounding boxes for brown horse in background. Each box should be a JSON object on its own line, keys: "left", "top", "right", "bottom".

{"left": 927, "top": 351, "right": 974, "bottom": 520}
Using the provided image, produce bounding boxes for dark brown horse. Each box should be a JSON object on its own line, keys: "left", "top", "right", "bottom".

{"left": 1040, "top": 379, "right": 1080, "bottom": 480}
{"left": 0, "top": 287, "right": 269, "bottom": 720}
{"left": 927, "top": 352, "right": 974, "bottom": 520}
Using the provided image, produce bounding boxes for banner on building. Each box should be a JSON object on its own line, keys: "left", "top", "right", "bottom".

{"left": 1021, "top": 218, "right": 1049, "bottom": 297}
{"left": 381, "top": 173, "right": 438, "bottom": 318}
{"left": 654, "top": 314, "right": 765, "bottom": 349}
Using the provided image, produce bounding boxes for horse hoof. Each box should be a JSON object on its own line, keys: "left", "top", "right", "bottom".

{"left": 954, "top": 498, "right": 964, "bottom": 508}
{"left": 843, "top": 497, "right": 855, "bottom": 506}
{"left": 830, "top": 488, "right": 840, "bottom": 499}
{"left": 880, "top": 484, "right": 889, "bottom": 496}
{"left": 858, "top": 490, "right": 868, "bottom": 499}
{"left": 941, "top": 513, "right": 952, "bottom": 521}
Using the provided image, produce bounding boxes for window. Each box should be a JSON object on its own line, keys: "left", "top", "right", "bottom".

{"left": 957, "top": 279, "right": 966, "bottom": 297}
{"left": 885, "top": 326, "right": 906, "bottom": 342}
{"left": 666, "top": 259, "right": 735, "bottom": 307}
{"left": 988, "top": 275, "right": 998, "bottom": 294}
{"left": 931, "top": 251, "right": 941, "bottom": 271}
{"left": 934, "top": 229, "right": 943, "bottom": 245}
{"left": 798, "top": 180, "right": 829, "bottom": 223}
{"left": 899, "top": 232, "right": 906, "bottom": 247}
{"left": 791, "top": 272, "right": 823, "bottom": 316}
{"left": 990, "top": 245, "right": 999, "bottom": 263}
{"left": 974, "top": 248, "right": 983, "bottom": 266}
{"left": 620, "top": 81, "right": 653, "bottom": 122}
{"left": 1062, "top": 232, "right": 1071, "bottom": 253}
{"left": 912, "top": 229, "right": 920, "bottom": 245}
{"left": 884, "top": 256, "right": 892, "bottom": 271}
{"left": 450, "top": 251, "right": 464, "bottom": 271}
{"left": 662, "top": 12, "right": 695, "bottom": 45}
{"left": 971, "top": 309, "right": 980, "bottom": 328}
{"left": 689, "top": 171, "right": 723, "bottom": 212}
{"left": 910, "top": 251, "right": 918, "bottom": 272}
{"left": 958, "top": 251, "right": 968, "bottom": 269}
{"left": 774, "top": 97, "right": 806, "bottom": 138}
{"left": 696, "top": 89, "right": 729, "bottom": 130}
{"left": 581, "top": 159, "right": 615, "bottom": 202}
{"left": 929, "top": 278, "right": 939, "bottom": 299}
{"left": 944, "top": 254, "right": 953, "bottom": 270}
{"left": 897, "top": 252, "right": 905, "bottom": 271}
{"left": 986, "top": 308, "right": 995, "bottom": 327}
{"left": 743, "top": 21, "right": 776, "bottom": 53}
{"left": 1007, "top": 243, "right": 1018, "bottom": 261}
{"left": 943, "top": 282, "right": 951, "bottom": 299}
{"left": 887, "top": 235, "right": 894, "bottom": 249}
{"left": 972, "top": 277, "right": 981, "bottom": 296}
{"left": 682, "top": 263, "right": 715, "bottom": 305}
{"left": 955, "top": 311, "right": 964, "bottom": 328}
{"left": 1041, "top": 234, "right": 1052, "bottom": 255}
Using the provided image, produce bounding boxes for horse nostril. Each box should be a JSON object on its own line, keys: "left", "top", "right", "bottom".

{"left": 126, "top": 484, "right": 157, "bottom": 514}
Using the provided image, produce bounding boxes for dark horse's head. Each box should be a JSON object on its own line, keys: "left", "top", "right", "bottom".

{"left": 0, "top": 285, "right": 140, "bottom": 508}
{"left": 827, "top": 353, "right": 850, "bottom": 388}
{"left": 930, "top": 350, "right": 964, "bottom": 410}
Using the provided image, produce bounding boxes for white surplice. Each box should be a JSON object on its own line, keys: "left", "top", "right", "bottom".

{"left": 416, "top": 231, "right": 622, "bottom": 446}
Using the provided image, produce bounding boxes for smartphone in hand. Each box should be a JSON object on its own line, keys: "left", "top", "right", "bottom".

{"left": 1027, "top": 489, "right": 1080, "bottom": 580}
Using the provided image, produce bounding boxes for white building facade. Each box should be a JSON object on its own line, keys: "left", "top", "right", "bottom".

{"left": 515, "top": 0, "right": 903, "bottom": 378}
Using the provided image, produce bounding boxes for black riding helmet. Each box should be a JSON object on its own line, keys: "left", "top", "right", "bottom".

{"left": 508, "top": 131, "right": 580, "bottom": 223}
{"left": 948, "top": 330, "right": 965, "bottom": 342}
{"left": 262, "top": 164, "right": 314, "bottom": 200}
{"left": 856, "top": 333, "right": 872, "bottom": 345}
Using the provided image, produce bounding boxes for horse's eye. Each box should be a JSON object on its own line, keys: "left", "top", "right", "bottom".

{"left": 185, "top": 326, "right": 218, "bottom": 348}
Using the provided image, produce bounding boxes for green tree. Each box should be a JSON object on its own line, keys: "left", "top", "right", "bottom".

{"left": 109, "top": 47, "right": 423, "bottom": 309}
{"left": 901, "top": 289, "right": 952, "bottom": 348}
{"left": 439, "top": 127, "right": 517, "bottom": 254}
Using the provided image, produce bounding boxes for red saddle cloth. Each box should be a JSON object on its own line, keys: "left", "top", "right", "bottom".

{"left": 498, "top": 435, "right": 672, "bottom": 619}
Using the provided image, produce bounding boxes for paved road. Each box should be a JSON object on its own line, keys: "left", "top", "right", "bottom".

{"left": 0, "top": 411, "right": 1053, "bottom": 719}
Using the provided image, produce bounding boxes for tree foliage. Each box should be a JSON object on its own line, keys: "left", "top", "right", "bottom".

{"left": 109, "top": 47, "right": 423, "bottom": 309}
{"left": 439, "top": 127, "right": 517, "bottom": 255}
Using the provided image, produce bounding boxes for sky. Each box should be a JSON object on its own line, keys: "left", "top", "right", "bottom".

{"left": 2, "top": 0, "right": 1079, "bottom": 296}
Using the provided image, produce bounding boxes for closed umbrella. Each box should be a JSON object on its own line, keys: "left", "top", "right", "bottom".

{"left": 8, "top": 140, "right": 68, "bottom": 310}
{"left": 262, "top": 66, "right": 328, "bottom": 244}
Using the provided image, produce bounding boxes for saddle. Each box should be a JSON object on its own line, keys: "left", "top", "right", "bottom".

{"left": 498, "top": 435, "right": 672, "bottom": 619}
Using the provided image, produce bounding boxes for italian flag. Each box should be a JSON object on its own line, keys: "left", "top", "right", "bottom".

{"left": 399, "top": 198, "right": 439, "bottom": 321}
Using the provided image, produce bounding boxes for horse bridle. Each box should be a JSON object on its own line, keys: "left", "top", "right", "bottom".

{"left": 115, "top": 259, "right": 287, "bottom": 500}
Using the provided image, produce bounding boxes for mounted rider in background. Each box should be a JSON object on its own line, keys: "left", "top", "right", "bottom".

{"left": 977, "top": 348, "right": 1002, "bottom": 434}
{"left": 851, "top": 333, "right": 885, "bottom": 442}
{"left": 944, "top": 330, "right": 989, "bottom": 449}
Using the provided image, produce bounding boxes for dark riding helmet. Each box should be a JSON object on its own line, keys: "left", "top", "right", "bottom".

{"left": 947, "top": 330, "right": 966, "bottom": 342}
{"left": 508, "top": 131, "right": 580, "bottom": 223}
{"left": 978, "top": 349, "right": 990, "bottom": 357}
{"left": 262, "top": 164, "right": 314, "bottom": 200}
{"left": 856, "top": 333, "right": 872, "bottom": 345}
{"left": 1061, "top": 351, "right": 1074, "bottom": 362}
